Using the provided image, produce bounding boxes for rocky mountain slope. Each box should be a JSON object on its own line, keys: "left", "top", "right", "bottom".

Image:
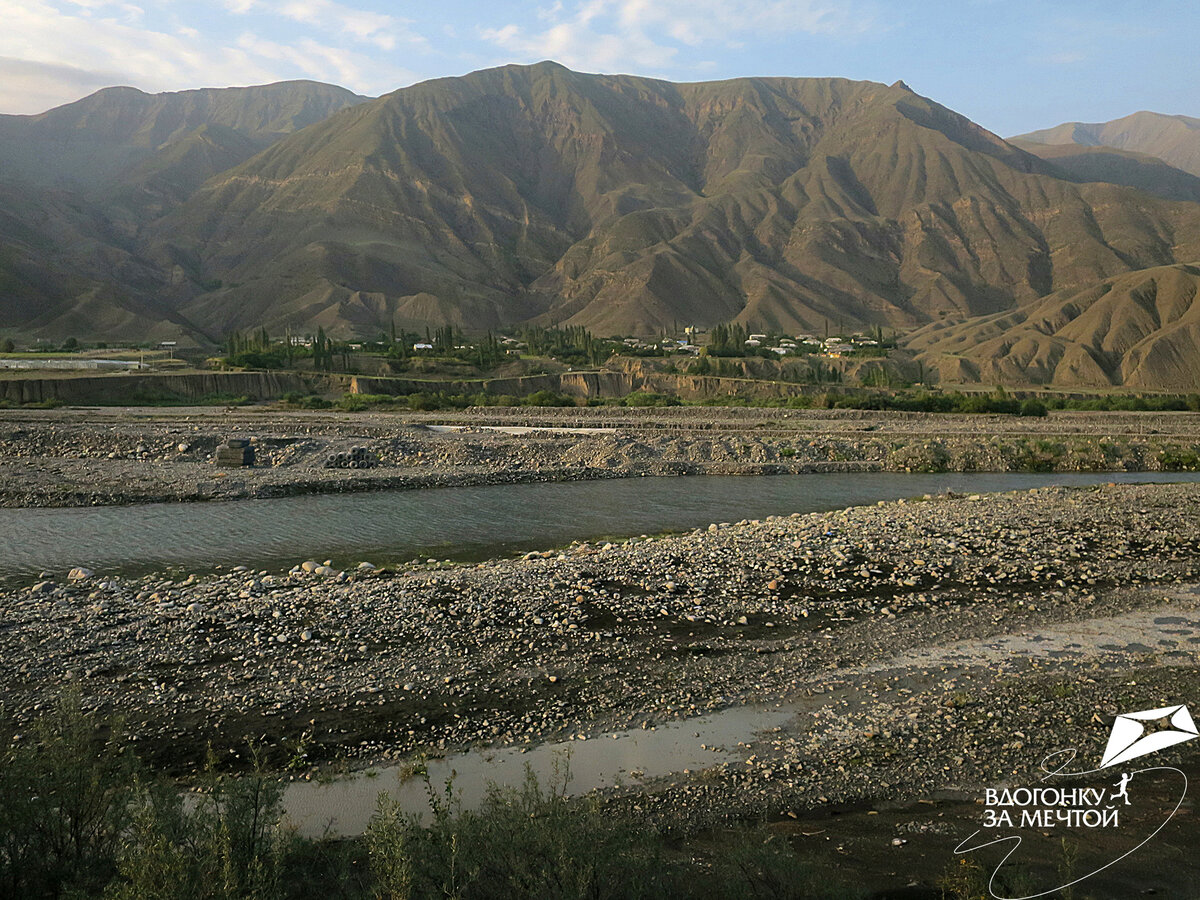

{"left": 146, "top": 63, "right": 1200, "bottom": 341}
{"left": 0, "top": 81, "right": 366, "bottom": 343}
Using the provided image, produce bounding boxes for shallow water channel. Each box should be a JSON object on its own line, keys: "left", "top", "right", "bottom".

{"left": 3, "top": 471, "right": 1199, "bottom": 582}
{"left": 283, "top": 703, "right": 797, "bottom": 838}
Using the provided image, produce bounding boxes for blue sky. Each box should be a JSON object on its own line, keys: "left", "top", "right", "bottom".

{"left": 1, "top": 0, "right": 1196, "bottom": 136}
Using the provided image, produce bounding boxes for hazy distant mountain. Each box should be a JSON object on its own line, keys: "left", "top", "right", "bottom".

{"left": 4, "top": 65, "right": 1200, "bottom": 390}
{"left": 0, "top": 81, "right": 366, "bottom": 344}
{"left": 1014, "top": 111, "right": 1200, "bottom": 178}
{"left": 907, "top": 263, "right": 1200, "bottom": 390}
{"left": 0, "top": 81, "right": 367, "bottom": 192}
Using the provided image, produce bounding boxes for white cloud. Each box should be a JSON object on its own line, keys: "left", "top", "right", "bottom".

{"left": 482, "top": 2, "right": 677, "bottom": 74}
{"left": 260, "top": 0, "right": 422, "bottom": 51}
{"left": 0, "top": 0, "right": 284, "bottom": 112}
{"left": 622, "top": 0, "right": 872, "bottom": 44}
{"left": 60, "top": 0, "right": 146, "bottom": 23}
{"left": 482, "top": 0, "right": 875, "bottom": 75}
{"left": 0, "top": 56, "right": 121, "bottom": 114}
{"left": 236, "top": 32, "right": 415, "bottom": 92}
{"left": 0, "top": 0, "right": 430, "bottom": 113}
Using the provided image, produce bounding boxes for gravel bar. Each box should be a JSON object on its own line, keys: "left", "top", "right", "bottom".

{"left": 2, "top": 406, "right": 1199, "bottom": 507}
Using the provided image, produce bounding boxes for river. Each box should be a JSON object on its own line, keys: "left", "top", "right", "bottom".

{"left": 2, "top": 471, "right": 1200, "bottom": 581}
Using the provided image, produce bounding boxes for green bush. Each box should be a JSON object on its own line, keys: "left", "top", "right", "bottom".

{"left": 1, "top": 697, "right": 862, "bottom": 899}
{"left": 1019, "top": 398, "right": 1048, "bottom": 417}
{"left": 224, "top": 351, "right": 289, "bottom": 370}
{"left": 367, "top": 765, "right": 860, "bottom": 900}
{"left": 0, "top": 691, "right": 137, "bottom": 898}
{"left": 1044, "top": 393, "right": 1198, "bottom": 412}
{"left": 620, "top": 391, "right": 681, "bottom": 407}
{"left": 281, "top": 394, "right": 331, "bottom": 409}
{"left": 105, "top": 753, "right": 288, "bottom": 900}
{"left": 523, "top": 390, "right": 577, "bottom": 407}
{"left": 368, "top": 765, "right": 668, "bottom": 899}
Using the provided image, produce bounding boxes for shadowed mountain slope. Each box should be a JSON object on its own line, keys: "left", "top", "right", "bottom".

{"left": 1011, "top": 140, "right": 1200, "bottom": 204}
{"left": 0, "top": 81, "right": 367, "bottom": 344}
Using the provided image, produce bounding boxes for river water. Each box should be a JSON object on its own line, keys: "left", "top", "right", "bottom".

{"left": 2, "top": 471, "right": 1199, "bottom": 581}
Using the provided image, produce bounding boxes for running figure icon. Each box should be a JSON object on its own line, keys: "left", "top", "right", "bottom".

{"left": 1112, "top": 772, "right": 1133, "bottom": 806}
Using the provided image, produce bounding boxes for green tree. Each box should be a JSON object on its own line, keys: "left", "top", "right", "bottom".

{"left": 707, "top": 322, "right": 750, "bottom": 356}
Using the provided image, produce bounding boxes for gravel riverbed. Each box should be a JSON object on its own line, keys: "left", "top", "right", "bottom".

{"left": 1, "top": 406, "right": 1199, "bottom": 507}
{"left": 2, "top": 479, "right": 1198, "bottom": 834}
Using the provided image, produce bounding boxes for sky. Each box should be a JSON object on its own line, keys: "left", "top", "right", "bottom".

{"left": 1, "top": 0, "right": 1197, "bottom": 136}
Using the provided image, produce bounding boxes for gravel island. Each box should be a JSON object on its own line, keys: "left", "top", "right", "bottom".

{"left": 1, "top": 405, "right": 1199, "bottom": 507}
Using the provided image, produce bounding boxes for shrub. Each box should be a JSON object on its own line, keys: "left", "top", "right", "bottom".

{"left": 0, "top": 691, "right": 137, "bottom": 898}
{"left": 105, "top": 751, "right": 288, "bottom": 900}
{"left": 367, "top": 764, "right": 860, "bottom": 900}
{"left": 1019, "top": 398, "right": 1048, "bottom": 417}
{"left": 224, "top": 351, "right": 288, "bottom": 370}
{"left": 523, "top": 390, "right": 577, "bottom": 407}
{"left": 368, "top": 764, "right": 670, "bottom": 900}
{"left": 281, "top": 394, "right": 331, "bottom": 409}
{"left": 620, "top": 391, "right": 681, "bottom": 407}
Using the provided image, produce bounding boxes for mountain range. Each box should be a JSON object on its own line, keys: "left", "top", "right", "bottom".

{"left": 1, "top": 64, "right": 1199, "bottom": 390}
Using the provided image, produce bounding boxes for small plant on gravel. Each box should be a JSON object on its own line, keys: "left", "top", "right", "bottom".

{"left": 1049, "top": 682, "right": 1077, "bottom": 700}
{"left": 938, "top": 857, "right": 989, "bottom": 900}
